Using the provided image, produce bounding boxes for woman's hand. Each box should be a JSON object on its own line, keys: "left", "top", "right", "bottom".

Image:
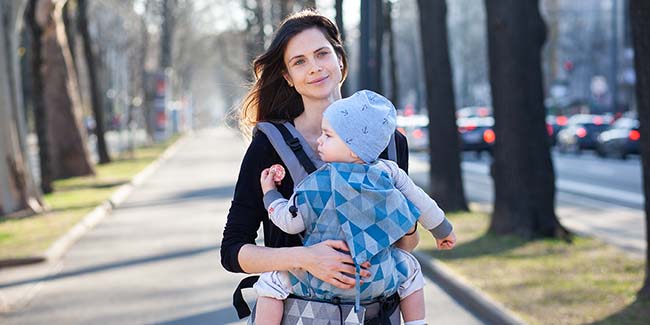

{"left": 301, "top": 240, "right": 371, "bottom": 289}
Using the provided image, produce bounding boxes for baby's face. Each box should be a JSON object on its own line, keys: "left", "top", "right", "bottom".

{"left": 316, "top": 118, "right": 358, "bottom": 163}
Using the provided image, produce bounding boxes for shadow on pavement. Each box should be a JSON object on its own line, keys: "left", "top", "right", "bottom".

{"left": 0, "top": 245, "right": 218, "bottom": 290}
{"left": 422, "top": 233, "right": 528, "bottom": 260}
{"left": 155, "top": 306, "right": 241, "bottom": 325}
{"left": 590, "top": 297, "right": 650, "bottom": 325}
{"left": 116, "top": 185, "right": 235, "bottom": 210}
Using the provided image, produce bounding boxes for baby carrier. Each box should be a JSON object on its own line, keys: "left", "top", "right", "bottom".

{"left": 233, "top": 121, "right": 405, "bottom": 324}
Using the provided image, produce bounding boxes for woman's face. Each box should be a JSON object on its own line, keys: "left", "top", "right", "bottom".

{"left": 283, "top": 28, "right": 343, "bottom": 102}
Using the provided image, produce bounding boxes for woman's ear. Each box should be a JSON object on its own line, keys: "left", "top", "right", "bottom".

{"left": 282, "top": 71, "right": 294, "bottom": 87}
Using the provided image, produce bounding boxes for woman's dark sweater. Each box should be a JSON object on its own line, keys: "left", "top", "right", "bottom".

{"left": 220, "top": 130, "right": 409, "bottom": 273}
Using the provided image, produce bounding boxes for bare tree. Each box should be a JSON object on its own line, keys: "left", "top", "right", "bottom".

{"left": 78, "top": 0, "right": 110, "bottom": 164}
{"left": 0, "top": 0, "right": 45, "bottom": 215}
{"left": 40, "top": 0, "right": 95, "bottom": 179}
{"left": 25, "top": 0, "right": 52, "bottom": 193}
{"left": 485, "top": 0, "right": 568, "bottom": 238}
{"left": 417, "top": 0, "right": 467, "bottom": 212}
{"left": 629, "top": 0, "right": 650, "bottom": 299}
{"left": 386, "top": 0, "right": 398, "bottom": 105}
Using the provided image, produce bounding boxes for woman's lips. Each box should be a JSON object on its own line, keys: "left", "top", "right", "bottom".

{"left": 308, "top": 75, "right": 328, "bottom": 84}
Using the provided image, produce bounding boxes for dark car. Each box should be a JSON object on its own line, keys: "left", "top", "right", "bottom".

{"left": 596, "top": 117, "right": 640, "bottom": 159}
{"left": 546, "top": 115, "right": 568, "bottom": 146}
{"left": 396, "top": 114, "right": 429, "bottom": 151}
{"left": 557, "top": 114, "right": 612, "bottom": 153}
{"left": 458, "top": 116, "right": 495, "bottom": 155}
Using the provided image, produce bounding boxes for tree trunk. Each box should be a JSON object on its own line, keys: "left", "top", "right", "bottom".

{"left": 485, "top": 0, "right": 567, "bottom": 238}
{"left": 417, "top": 0, "right": 468, "bottom": 212}
{"left": 0, "top": 0, "right": 44, "bottom": 216}
{"left": 302, "top": 0, "right": 316, "bottom": 10}
{"left": 25, "top": 0, "right": 52, "bottom": 193}
{"left": 334, "top": 0, "right": 349, "bottom": 97}
{"left": 386, "top": 0, "right": 398, "bottom": 106}
{"left": 77, "top": 0, "right": 110, "bottom": 164}
{"left": 629, "top": 0, "right": 650, "bottom": 299}
{"left": 160, "top": 0, "right": 175, "bottom": 69}
{"left": 40, "top": 0, "right": 94, "bottom": 179}
{"left": 359, "top": 0, "right": 383, "bottom": 92}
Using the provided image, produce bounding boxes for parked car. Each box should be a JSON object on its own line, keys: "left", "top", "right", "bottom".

{"left": 396, "top": 114, "right": 429, "bottom": 151}
{"left": 456, "top": 106, "right": 492, "bottom": 119}
{"left": 557, "top": 114, "right": 612, "bottom": 153}
{"left": 458, "top": 116, "right": 495, "bottom": 155}
{"left": 596, "top": 117, "right": 640, "bottom": 159}
{"left": 546, "top": 115, "right": 568, "bottom": 146}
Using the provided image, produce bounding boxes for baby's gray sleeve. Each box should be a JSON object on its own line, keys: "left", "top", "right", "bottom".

{"left": 263, "top": 190, "right": 306, "bottom": 234}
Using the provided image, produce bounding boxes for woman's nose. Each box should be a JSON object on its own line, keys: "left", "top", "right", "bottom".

{"left": 310, "top": 63, "right": 323, "bottom": 74}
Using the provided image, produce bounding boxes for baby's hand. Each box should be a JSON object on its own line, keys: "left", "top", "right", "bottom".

{"left": 260, "top": 168, "right": 278, "bottom": 194}
{"left": 260, "top": 164, "right": 286, "bottom": 194}
{"left": 436, "top": 231, "right": 456, "bottom": 250}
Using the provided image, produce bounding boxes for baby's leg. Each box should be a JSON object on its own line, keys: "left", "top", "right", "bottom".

{"left": 253, "top": 271, "right": 293, "bottom": 324}
{"left": 255, "top": 297, "right": 283, "bottom": 325}
{"left": 400, "top": 288, "right": 426, "bottom": 324}
{"left": 396, "top": 249, "right": 427, "bottom": 325}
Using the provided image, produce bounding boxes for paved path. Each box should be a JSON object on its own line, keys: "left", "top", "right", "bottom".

{"left": 1, "top": 127, "right": 484, "bottom": 324}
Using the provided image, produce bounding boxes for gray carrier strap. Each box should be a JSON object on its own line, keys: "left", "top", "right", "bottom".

{"left": 255, "top": 121, "right": 324, "bottom": 184}
{"left": 255, "top": 121, "right": 398, "bottom": 185}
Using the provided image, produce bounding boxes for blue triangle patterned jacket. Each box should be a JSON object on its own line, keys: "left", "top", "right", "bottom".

{"left": 288, "top": 162, "right": 420, "bottom": 303}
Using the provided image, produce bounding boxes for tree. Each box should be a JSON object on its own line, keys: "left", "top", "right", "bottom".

{"left": 78, "top": 0, "right": 110, "bottom": 164}
{"left": 385, "top": 0, "right": 398, "bottom": 106}
{"left": 0, "top": 0, "right": 45, "bottom": 216}
{"left": 629, "top": 0, "right": 650, "bottom": 299}
{"left": 25, "top": 0, "right": 52, "bottom": 193}
{"left": 485, "top": 0, "right": 567, "bottom": 238}
{"left": 359, "top": 0, "right": 383, "bottom": 92}
{"left": 40, "top": 0, "right": 95, "bottom": 179}
{"left": 417, "top": 0, "right": 468, "bottom": 212}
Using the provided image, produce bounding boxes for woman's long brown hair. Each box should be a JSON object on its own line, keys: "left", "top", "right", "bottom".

{"left": 238, "top": 10, "right": 348, "bottom": 136}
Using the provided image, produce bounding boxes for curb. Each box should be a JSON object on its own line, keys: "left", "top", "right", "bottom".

{"left": 413, "top": 250, "right": 527, "bottom": 325}
{"left": 0, "top": 135, "right": 187, "bottom": 268}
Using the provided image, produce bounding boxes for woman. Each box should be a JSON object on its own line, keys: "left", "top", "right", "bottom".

{"left": 220, "top": 10, "right": 418, "bottom": 322}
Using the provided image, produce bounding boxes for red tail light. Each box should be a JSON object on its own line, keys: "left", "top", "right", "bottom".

{"left": 593, "top": 116, "right": 603, "bottom": 125}
{"left": 483, "top": 129, "right": 496, "bottom": 143}
{"left": 576, "top": 127, "right": 587, "bottom": 138}
{"left": 459, "top": 125, "right": 476, "bottom": 133}
{"left": 556, "top": 116, "right": 568, "bottom": 126}
{"left": 629, "top": 130, "right": 640, "bottom": 141}
{"left": 547, "top": 123, "right": 553, "bottom": 136}
{"left": 413, "top": 129, "right": 424, "bottom": 139}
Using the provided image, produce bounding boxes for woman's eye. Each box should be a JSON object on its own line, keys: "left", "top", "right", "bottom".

{"left": 295, "top": 59, "right": 305, "bottom": 65}
{"left": 318, "top": 51, "right": 329, "bottom": 57}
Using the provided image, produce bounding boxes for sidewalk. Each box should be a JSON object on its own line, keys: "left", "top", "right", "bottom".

{"left": 0, "top": 127, "right": 491, "bottom": 324}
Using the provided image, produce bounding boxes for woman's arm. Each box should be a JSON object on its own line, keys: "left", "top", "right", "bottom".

{"left": 238, "top": 240, "right": 369, "bottom": 289}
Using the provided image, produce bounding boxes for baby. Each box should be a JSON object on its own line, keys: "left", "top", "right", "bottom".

{"left": 256, "top": 90, "right": 456, "bottom": 325}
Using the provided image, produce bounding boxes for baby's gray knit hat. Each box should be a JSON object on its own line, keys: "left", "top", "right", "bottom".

{"left": 323, "top": 90, "right": 396, "bottom": 163}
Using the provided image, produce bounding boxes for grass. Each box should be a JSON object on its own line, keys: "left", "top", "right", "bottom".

{"left": 0, "top": 136, "right": 180, "bottom": 260}
{"left": 418, "top": 211, "right": 650, "bottom": 325}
